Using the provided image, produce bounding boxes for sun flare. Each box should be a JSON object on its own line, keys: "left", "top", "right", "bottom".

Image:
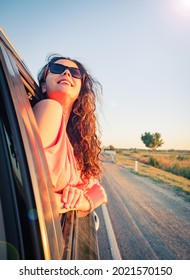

{"left": 174, "top": 0, "right": 190, "bottom": 16}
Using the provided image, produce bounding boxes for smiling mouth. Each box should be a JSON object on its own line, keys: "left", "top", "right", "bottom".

{"left": 58, "top": 80, "right": 72, "bottom": 86}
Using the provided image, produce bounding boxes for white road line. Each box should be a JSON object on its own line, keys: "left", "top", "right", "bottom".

{"left": 110, "top": 153, "right": 115, "bottom": 163}
{"left": 101, "top": 204, "right": 122, "bottom": 260}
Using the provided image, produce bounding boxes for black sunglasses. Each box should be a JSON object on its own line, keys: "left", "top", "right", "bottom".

{"left": 44, "top": 62, "right": 84, "bottom": 80}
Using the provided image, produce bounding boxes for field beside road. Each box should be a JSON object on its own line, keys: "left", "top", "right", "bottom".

{"left": 113, "top": 149, "right": 190, "bottom": 202}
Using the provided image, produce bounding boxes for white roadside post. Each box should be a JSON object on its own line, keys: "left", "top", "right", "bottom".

{"left": 135, "top": 159, "right": 138, "bottom": 172}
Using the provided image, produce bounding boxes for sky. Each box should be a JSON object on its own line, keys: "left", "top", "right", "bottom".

{"left": 1, "top": 0, "right": 190, "bottom": 150}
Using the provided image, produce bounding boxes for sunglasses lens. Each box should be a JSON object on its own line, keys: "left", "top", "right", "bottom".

{"left": 70, "top": 68, "right": 82, "bottom": 79}
{"left": 49, "top": 63, "right": 65, "bottom": 74}
{"left": 49, "top": 63, "right": 83, "bottom": 79}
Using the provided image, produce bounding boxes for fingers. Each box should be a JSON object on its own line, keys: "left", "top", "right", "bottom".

{"left": 61, "top": 186, "right": 69, "bottom": 204}
{"left": 74, "top": 193, "right": 83, "bottom": 209}
{"left": 61, "top": 186, "right": 83, "bottom": 209}
{"left": 69, "top": 189, "right": 83, "bottom": 209}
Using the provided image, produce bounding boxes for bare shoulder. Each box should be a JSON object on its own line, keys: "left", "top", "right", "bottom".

{"left": 33, "top": 99, "right": 63, "bottom": 148}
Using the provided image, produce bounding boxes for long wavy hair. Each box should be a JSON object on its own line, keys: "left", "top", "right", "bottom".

{"left": 37, "top": 54, "right": 102, "bottom": 182}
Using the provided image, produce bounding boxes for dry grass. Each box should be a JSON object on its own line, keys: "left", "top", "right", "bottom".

{"left": 115, "top": 151, "right": 190, "bottom": 201}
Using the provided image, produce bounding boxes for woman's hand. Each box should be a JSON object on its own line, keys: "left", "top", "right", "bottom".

{"left": 61, "top": 186, "right": 91, "bottom": 211}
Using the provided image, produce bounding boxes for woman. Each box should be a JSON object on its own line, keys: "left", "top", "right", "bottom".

{"left": 33, "top": 54, "right": 107, "bottom": 217}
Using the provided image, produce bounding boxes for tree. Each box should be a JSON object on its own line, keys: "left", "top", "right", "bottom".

{"left": 141, "top": 132, "right": 164, "bottom": 151}
{"left": 109, "top": 145, "right": 115, "bottom": 151}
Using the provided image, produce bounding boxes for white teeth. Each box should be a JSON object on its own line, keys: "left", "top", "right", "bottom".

{"left": 59, "top": 80, "right": 70, "bottom": 85}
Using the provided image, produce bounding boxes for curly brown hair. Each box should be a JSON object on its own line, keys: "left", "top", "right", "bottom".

{"left": 37, "top": 54, "right": 103, "bottom": 182}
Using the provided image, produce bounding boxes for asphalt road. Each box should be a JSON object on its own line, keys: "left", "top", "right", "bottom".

{"left": 96, "top": 153, "right": 190, "bottom": 260}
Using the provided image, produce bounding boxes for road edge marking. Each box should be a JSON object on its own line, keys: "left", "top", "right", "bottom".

{"left": 101, "top": 204, "right": 122, "bottom": 260}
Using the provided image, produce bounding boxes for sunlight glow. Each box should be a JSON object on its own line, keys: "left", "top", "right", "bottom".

{"left": 174, "top": 0, "right": 190, "bottom": 16}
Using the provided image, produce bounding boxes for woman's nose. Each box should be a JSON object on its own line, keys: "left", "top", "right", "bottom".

{"left": 61, "top": 69, "right": 71, "bottom": 76}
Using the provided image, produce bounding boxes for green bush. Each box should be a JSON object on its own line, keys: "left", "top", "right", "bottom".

{"left": 165, "top": 164, "right": 190, "bottom": 180}
{"left": 149, "top": 156, "right": 160, "bottom": 168}
{"left": 176, "top": 155, "right": 186, "bottom": 161}
{"left": 176, "top": 166, "right": 190, "bottom": 180}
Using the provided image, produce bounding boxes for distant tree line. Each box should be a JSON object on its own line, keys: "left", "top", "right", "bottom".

{"left": 106, "top": 132, "right": 164, "bottom": 151}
